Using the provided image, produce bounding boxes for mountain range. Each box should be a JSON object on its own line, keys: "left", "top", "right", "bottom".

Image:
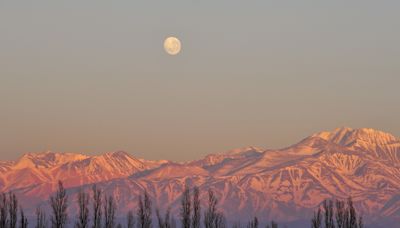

{"left": 0, "top": 127, "right": 399, "bottom": 227}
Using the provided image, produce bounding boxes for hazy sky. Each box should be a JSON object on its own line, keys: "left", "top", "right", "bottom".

{"left": 1, "top": 1, "right": 399, "bottom": 161}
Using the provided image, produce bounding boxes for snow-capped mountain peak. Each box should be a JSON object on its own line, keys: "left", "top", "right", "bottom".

{"left": 13, "top": 151, "right": 89, "bottom": 169}
{"left": 313, "top": 127, "right": 398, "bottom": 146}
{"left": 311, "top": 127, "right": 400, "bottom": 162}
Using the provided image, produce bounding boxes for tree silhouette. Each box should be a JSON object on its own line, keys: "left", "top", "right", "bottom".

{"left": 36, "top": 206, "right": 47, "bottom": 228}
{"left": 323, "top": 200, "right": 334, "bottom": 228}
{"left": 345, "top": 197, "right": 357, "bottom": 228}
{"left": 76, "top": 189, "right": 89, "bottom": 228}
{"left": 204, "top": 189, "right": 225, "bottom": 228}
{"left": 357, "top": 216, "right": 363, "bottom": 228}
{"left": 50, "top": 181, "right": 68, "bottom": 228}
{"left": 127, "top": 210, "right": 135, "bottom": 228}
{"left": 204, "top": 189, "right": 218, "bottom": 228}
{"left": 137, "top": 191, "right": 152, "bottom": 228}
{"left": 266, "top": 221, "right": 278, "bottom": 228}
{"left": 246, "top": 217, "right": 258, "bottom": 228}
{"left": 0, "top": 193, "right": 7, "bottom": 228}
{"left": 8, "top": 192, "right": 18, "bottom": 228}
{"left": 192, "top": 187, "right": 201, "bottom": 228}
{"left": 103, "top": 195, "right": 116, "bottom": 228}
{"left": 156, "top": 207, "right": 171, "bottom": 228}
{"left": 92, "top": 185, "right": 102, "bottom": 228}
{"left": 180, "top": 185, "right": 191, "bottom": 228}
{"left": 19, "top": 207, "right": 28, "bottom": 228}
{"left": 335, "top": 199, "right": 346, "bottom": 228}
{"left": 311, "top": 207, "right": 322, "bottom": 228}
{"left": 312, "top": 197, "right": 363, "bottom": 228}
{"left": 215, "top": 213, "right": 226, "bottom": 228}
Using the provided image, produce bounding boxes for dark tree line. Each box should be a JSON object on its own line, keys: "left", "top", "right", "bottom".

{"left": 156, "top": 207, "right": 171, "bottom": 228}
{"left": 1, "top": 181, "right": 367, "bottom": 228}
{"left": 0, "top": 192, "right": 29, "bottom": 228}
{"left": 311, "top": 198, "right": 363, "bottom": 228}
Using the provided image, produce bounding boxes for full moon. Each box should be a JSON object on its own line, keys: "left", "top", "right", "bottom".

{"left": 164, "top": 36, "right": 181, "bottom": 55}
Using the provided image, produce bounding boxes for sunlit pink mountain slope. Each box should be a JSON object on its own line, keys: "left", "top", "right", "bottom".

{"left": 1, "top": 128, "right": 399, "bottom": 227}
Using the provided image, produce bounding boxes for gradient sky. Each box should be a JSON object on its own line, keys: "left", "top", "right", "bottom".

{"left": 1, "top": 1, "right": 399, "bottom": 161}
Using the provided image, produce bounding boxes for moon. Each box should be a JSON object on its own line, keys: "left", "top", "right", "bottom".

{"left": 164, "top": 36, "right": 181, "bottom": 55}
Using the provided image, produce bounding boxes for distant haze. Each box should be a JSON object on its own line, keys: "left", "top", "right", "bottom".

{"left": 1, "top": 1, "right": 399, "bottom": 161}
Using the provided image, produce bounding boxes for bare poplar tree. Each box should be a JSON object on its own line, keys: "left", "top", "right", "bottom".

{"left": 269, "top": 221, "right": 278, "bottom": 228}
{"left": 76, "top": 189, "right": 90, "bottom": 228}
{"left": 0, "top": 193, "right": 8, "bottom": 228}
{"left": 144, "top": 191, "right": 152, "bottom": 228}
{"left": 335, "top": 199, "right": 345, "bottom": 228}
{"left": 50, "top": 181, "right": 68, "bottom": 228}
{"left": 156, "top": 208, "right": 163, "bottom": 228}
{"left": 246, "top": 217, "right": 258, "bottom": 228}
{"left": 92, "top": 185, "right": 102, "bottom": 228}
{"left": 137, "top": 191, "right": 152, "bottom": 228}
{"left": 103, "top": 195, "right": 116, "bottom": 228}
{"left": 215, "top": 213, "right": 226, "bottom": 228}
{"left": 127, "top": 210, "right": 135, "bottom": 228}
{"left": 9, "top": 192, "right": 18, "bottom": 228}
{"left": 192, "top": 187, "right": 200, "bottom": 228}
{"left": 36, "top": 206, "right": 47, "bottom": 228}
{"left": 323, "top": 200, "right": 334, "bottom": 228}
{"left": 204, "top": 189, "right": 218, "bottom": 228}
{"left": 180, "top": 185, "right": 191, "bottom": 228}
{"left": 345, "top": 197, "right": 357, "bottom": 228}
{"left": 311, "top": 207, "right": 322, "bottom": 228}
{"left": 357, "top": 215, "right": 363, "bottom": 228}
{"left": 156, "top": 207, "right": 171, "bottom": 228}
{"left": 19, "top": 207, "right": 28, "bottom": 228}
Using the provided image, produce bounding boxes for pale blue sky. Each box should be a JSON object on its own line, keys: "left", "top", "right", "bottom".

{"left": 1, "top": 1, "right": 399, "bottom": 161}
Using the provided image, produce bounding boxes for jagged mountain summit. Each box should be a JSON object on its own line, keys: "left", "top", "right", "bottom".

{"left": 0, "top": 151, "right": 169, "bottom": 194}
{"left": 0, "top": 127, "right": 399, "bottom": 227}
